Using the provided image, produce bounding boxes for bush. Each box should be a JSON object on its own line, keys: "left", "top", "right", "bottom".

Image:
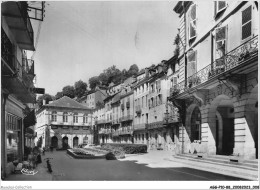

{"left": 105, "top": 152, "right": 117, "bottom": 160}
{"left": 101, "top": 143, "right": 147, "bottom": 154}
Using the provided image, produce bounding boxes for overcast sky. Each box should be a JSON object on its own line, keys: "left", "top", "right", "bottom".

{"left": 30, "top": 1, "right": 179, "bottom": 96}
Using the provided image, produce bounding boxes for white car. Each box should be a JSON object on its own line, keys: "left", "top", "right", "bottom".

{"left": 83, "top": 144, "right": 96, "bottom": 148}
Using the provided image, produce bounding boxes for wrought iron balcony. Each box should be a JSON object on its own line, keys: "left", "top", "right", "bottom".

{"left": 120, "top": 115, "right": 133, "bottom": 122}
{"left": 96, "top": 119, "right": 106, "bottom": 124}
{"left": 170, "top": 36, "right": 258, "bottom": 97}
{"left": 2, "top": 2, "right": 34, "bottom": 50}
{"left": 163, "top": 113, "right": 179, "bottom": 124}
{"left": 112, "top": 131, "right": 119, "bottom": 137}
{"left": 134, "top": 123, "right": 147, "bottom": 131}
{"left": 119, "top": 128, "right": 134, "bottom": 135}
{"left": 146, "top": 121, "right": 164, "bottom": 130}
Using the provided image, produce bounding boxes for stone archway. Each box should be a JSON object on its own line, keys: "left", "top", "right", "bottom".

{"left": 245, "top": 85, "right": 258, "bottom": 159}
{"left": 62, "top": 136, "right": 69, "bottom": 149}
{"left": 185, "top": 104, "right": 202, "bottom": 142}
{"left": 73, "top": 136, "right": 79, "bottom": 147}
{"left": 51, "top": 136, "right": 58, "bottom": 148}
{"left": 208, "top": 94, "right": 235, "bottom": 155}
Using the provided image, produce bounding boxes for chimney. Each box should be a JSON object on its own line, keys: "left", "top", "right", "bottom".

{"left": 145, "top": 68, "right": 149, "bottom": 78}
{"left": 43, "top": 99, "right": 46, "bottom": 105}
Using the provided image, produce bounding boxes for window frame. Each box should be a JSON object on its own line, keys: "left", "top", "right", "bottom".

{"left": 63, "top": 112, "right": 68, "bottom": 123}
{"left": 215, "top": 1, "right": 227, "bottom": 17}
{"left": 188, "top": 3, "right": 197, "bottom": 41}
{"left": 241, "top": 5, "right": 253, "bottom": 41}
{"left": 73, "top": 113, "right": 78, "bottom": 123}
{"left": 51, "top": 111, "right": 57, "bottom": 122}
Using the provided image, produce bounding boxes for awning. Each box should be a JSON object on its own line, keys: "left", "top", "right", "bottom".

{"left": 23, "top": 109, "right": 36, "bottom": 128}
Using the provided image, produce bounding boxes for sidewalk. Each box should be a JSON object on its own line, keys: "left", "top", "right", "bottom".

{"left": 121, "top": 150, "right": 259, "bottom": 181}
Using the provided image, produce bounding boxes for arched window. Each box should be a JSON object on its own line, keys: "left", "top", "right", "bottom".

{"left": 83, "top": 114, "right": 88, "bottom": 123}
{"left": 51, "top": 111, "right": 57, "bottom": 122}
{"left": 63, "top": 112, "right": 68, "bottom": 122}
{"left": 73, "top": 113, "right": 78, "bottom": 123}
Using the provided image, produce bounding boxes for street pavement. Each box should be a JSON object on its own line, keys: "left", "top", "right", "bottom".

{"left": 4, "top": 150, "right": 247, "bottom": 181}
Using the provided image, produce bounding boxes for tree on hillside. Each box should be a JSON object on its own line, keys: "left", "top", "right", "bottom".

{"left": 62, "top": 85, "right": 75, "bottom": 98}
{"left": 55, "top": 91, "right": 63, "bottom": 100}
{"left": 74, "top": 80, "right": 87, "bottom": 98}
{"left": 89, "top": 76, "right": 100, "bottom": 90}
{"left": 127, "top": 64, "right": 139, "bottom": 77}
{"left": 37, "top": 94, "right": 54, "bottom": 107}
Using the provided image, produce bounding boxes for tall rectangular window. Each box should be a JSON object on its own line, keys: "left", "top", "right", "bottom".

{"left": 242, "top": 6, "right": 252, "bottom": 40}
{"left": 215, "top": 25, "right": 227, "bottom": 70}
{"left": 187, "top": 50, "right": 197, "bottom": 78}
{"left": 189, "top": 4, "right": 197, "bottom": 40}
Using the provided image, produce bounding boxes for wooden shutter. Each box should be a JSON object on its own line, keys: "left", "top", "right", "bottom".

{"left": 187, "top": 50, "right": 197, "bottom": 78}
{"left": 242, "top": 6, "right": 252, "bottom": 40}
{"left": 189, "top": 4, "right": 197, "bottom": 40}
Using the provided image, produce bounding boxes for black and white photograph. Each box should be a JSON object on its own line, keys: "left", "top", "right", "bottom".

{"left": 1, "top": 1, "right": 259, "bottom": 189}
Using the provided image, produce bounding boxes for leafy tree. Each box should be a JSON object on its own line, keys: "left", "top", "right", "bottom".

{"left": 37, "top": 93, "right": 54, "bottom": 107}
{"left": 127, "top": 64, "right": 139, "bottom": 77}
{"left": 55, "top": 92, "right": 63, "bottom": 100}
{"left": 74, "top": 80, "right": 88, "bottom": 98}
{"left": 89, "top": 76, "right": 100, "bottom": 90}
{"left": 96, "top": 101, "right": 105, "bottom": 109}
{"left": 62, "top": 85, "right": 75, "bottom": 98}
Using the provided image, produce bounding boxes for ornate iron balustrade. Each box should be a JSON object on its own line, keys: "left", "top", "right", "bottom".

{"left": 171, "top": 35, "right": 258, "bottom": 96}
{"left": 119, "top": 128, "right": 133, "bottom": 135}
{"left": 112, "top": 131, "right": 119, "bottom": 137}
{"left": 120, "top": 115, "right": 133, "bottom": 122}
{"left": 96, "top": 119, "right": 106, "bottom": 124}
{"left": 146, "top": 121, "right": 164, "bottom": 130}
{"left": 163, "top": 113, "right": 179, "bottom": 124}
{"left": 134, "top": 123, "right": 147, "bottom": 130}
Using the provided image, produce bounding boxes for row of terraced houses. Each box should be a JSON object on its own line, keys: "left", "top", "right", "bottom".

{"left": 81, "top": 1, "right": 258, "bottom": 160}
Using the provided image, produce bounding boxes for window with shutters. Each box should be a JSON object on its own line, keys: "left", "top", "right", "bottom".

{"left": 242, "top": 6, "right": 252, "bottom": 40}
{"left": 214, "top": 1, "right": 227, "bottom": 18}
{"left": 63, "top": 112, "right": 68, "bottom": 122}
{"left": 187, "top": 50, "right": 197, "bottom": 78}
{"left": 189, "top": 4, "right": 197, "bottom": 40}
{"left": 215, "top": 26, "right": 227, "bottom": 69}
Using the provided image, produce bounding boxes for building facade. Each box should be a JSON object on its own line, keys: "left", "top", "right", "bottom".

{"left": 35, "top": 96, "right": 94, "bottom": 149}
{"left": 169, "top": 1, "right": 258, "bottom": 159}
{"left": 1, "top": 2, "right": 44, "bottom": 178}
{"left": 78, "top": 86, "right": 107, "bottom": 109}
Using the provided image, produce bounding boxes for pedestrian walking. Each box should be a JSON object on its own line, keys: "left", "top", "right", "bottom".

{"left": 42, "top": 147, "right": 46, "bottom": 156}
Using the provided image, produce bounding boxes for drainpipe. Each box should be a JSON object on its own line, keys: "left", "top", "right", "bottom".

{"left": 1, "top": 92, "right": 8, "bottom": 179}
{"left": 182, "top": 1, "right": 187, "bottom": 155}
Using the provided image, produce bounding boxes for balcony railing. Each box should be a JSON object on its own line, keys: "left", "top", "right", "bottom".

{"left": 170, "top": 36, "right": 258, "bottom": 96}
{"left": 146, "top": 121, "right": 164, "bottom": 130}
{"left": 112, "top": 131, "right": 119, "bottom": 137}
{"left": 120, "top": 115, "right": 133, "bottom": 122}
{"left": 134, "top": 123, "right": 147, "bottom": 130}
{"left": 163, "top": 113, "right": 179, "bottom": 124}
{"left": 96, "top": 119, "right": 106, "bottom": 124}
{"left": 119, "top": 128, "right": 134, "bottom": 135}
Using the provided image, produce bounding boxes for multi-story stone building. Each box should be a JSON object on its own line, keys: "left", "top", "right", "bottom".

{"left": 1, "top": 2, "right": 44, "bottom": 178}
{"left": 119, "top": 78, "right": 135, "bottom": 143}
{"left": 78, "top": 86, "right": 107, "bottom": 109}
{"left": 133, "top": 70, "right": 149, "bottom": 145}
{"left": 169, "top": 1, "right": 258, "bottom": 159}
{"left": 35, "top": 96, "right": 94, "bottom": 149}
